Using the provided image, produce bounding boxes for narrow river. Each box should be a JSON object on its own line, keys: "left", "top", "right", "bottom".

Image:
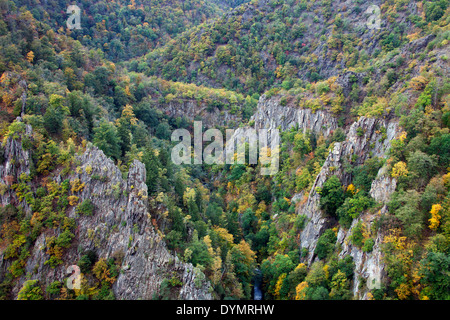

{"left": 253, "top": 268, "right": 263, "bottom": 300}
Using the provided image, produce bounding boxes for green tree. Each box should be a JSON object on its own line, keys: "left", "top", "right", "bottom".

{"left": 155, "top": 122, "right": 171, "bottom": 140}
{"left": 389, "top": 190, "right": 425, "bottom": 238}
{"left": 319, "top": 175, "right": 345, "bottom": 216}
{"left": 427, "top": 133, "right": 450, "bottom": 168}
{"left": 315, "top": 229, "right": 337, "bottom": 260}
{"left": 407, "top": 150, "right": 437, "bottom": 186}
{"left": 142, "top": 147, "right": 161, "bottom": 194}
{"left": 18, "top": 280, "right": 43, "bottom": 300}
{"left": 329, "top": 270, "right": 351, "bottom": 300}
{"left": 43, "top": 95, "right": 66, "bottom": 134}
{"left": 93, "top": 121, "right": 122, "bottom": 160}
{"left": 419, "top": 252, "right": 450, "bottom": 299}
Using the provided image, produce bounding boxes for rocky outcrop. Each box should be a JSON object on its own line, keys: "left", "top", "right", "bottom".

{"left": 369, "top": 167, "right": 397, "bottom": 204}
{"left": 66, "top": 147, "right": 212, "bottom": 300}
{"left": 336, "top": 201, "right": 395, "bottom": 300}
{"left": 0, "top": 118, "right": 33, "bottom": 213}
{"left": 298, "top": 116, "right": 399, "bottom": 266}
{"left": 225, "top": 94, "right": 400, "bottom": 299}
{"left": 336, "top": 210, "right": 386, "bottom": 299}
{"left": 253, "top": 95, "right": 338, "bottom": 137}
{"left": 0, "top": 126, "right": 212, "bottom": 300}
{"left": 157, "top": 99, "right": 242, "bottom": 128}
{"left": 335, "top": 166, "right": 397, "bottom": 299}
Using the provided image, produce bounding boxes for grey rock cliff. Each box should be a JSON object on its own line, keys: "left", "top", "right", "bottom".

{"left": 336, "top": 167, "right": 396, "bottom": 299}
{"left": 67, "top": 147, "right": 212, "bottom": 300}
{"left": 0, "top": 119, "right": 32, "bottom": 210}
{"left": 253, "top": 95, "right": 338, "bottom": 137}
{"left": 157, "top": 99, "right": 242, "bottom": 128}
{"left": 246, "top": 96, "right": 400, "bottom": 299}
{"left": 0, "top": 127, "right": 212, "bottom": 300}
{"left": 297, "top": 116, "right": 399, "bottom": 266}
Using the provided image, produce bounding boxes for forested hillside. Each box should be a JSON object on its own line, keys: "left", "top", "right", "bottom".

{"left": 10, "top": 0, "right": 223, "bottom": 61}
{"left": 137, "top": 0, "right": 449, "bottom": 94}
{"left": 0, "top": 0, "right": 449, "bottom": 301}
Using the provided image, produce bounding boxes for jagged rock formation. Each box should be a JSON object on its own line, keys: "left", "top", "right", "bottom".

{"left": 157, "top": 100, "right": 243, "bottom": 128}
{"left": 336, "top": 210, "right": 387, "bottom": 299}
{"left": 0, "top": 127, "right": 212, "bottom": 300}
{"left": 298, "top": 116, "right": 399, "bottom": 267}
{"left": 253, "top": 95, "right": 338, "bottom": 137}
{"left": 0, "top": 118, "right": 33, "bottom": 213}
{"left": 244, "top": 95, "right": 400, "bottom": 299}
{"left": 336, "top": 165, "right": 397, "bottom": 299}
{"left": 65, "top": 147, "right": 212, "bottom": 300}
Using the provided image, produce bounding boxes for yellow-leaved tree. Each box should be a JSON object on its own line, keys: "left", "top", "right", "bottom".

{"left": 274, "top": 273, "right": 287, "bottom": 299}
{"left": 429, "top": 204, "right": 442, "bottom": 230}
{"left": 391, "top": 161, "right": 408, "bottom": 178}
{"left": 295, "top": 281, "right": 308, "bottom": 300}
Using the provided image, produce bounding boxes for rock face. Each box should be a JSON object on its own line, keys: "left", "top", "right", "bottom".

{"left": 0, "top": 128, "right": 212, "bottom": 300}
{"left": 253, "top": 95, "right": 338, "bottom": 137}
{"left": 247, "top": 96, "right": 400, "bottom": 299}
{"left": 66, "top": 147, "right": 212, "bottom": 300}
{"left": 297, "top": 116, "right": 399, "bottom": 266}
{"left": 336, "top": 168, "right": 397, "bottom": 299}
{"left": 157, "top": 100, "right": 242, "bottom": 128}
{"left": 0, "top": 119, "right": 33, "bottom": 211}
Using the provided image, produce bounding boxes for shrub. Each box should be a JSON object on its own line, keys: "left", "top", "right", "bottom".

{"left": 18, "top": 280, "right": 43, "bottom": 300}
{"left": 337, "top": 195, "right": 372, "bottom": 228}
{"left": 68, "top": 195, "right": 79, "bottom": 206}
{"left": 46, "top": 281, "right": 62, "bottom": 298}
{"left": 78, "top": 250, "right": 97, "bottom": 274}
{"left": 319, "top": 175, "right": 345, "bottom": 216}
{"left": 169, "top": 274, "right": 183, "bottom": 287}
{"left": 315, "top": 229, "right": 337, "bottom": 260}
{"left": 350, "top": 221, "right": 366, "bottom": 247}
{"left": 56, "top": 229, "right": 75, "bottom": 248}
{"left": 362, "top": 238, "right": 375, "bottom": 253}
{"left": 77, "top": 199, "right": 94, "bottom": 216}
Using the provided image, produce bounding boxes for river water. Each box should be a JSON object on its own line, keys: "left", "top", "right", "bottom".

{"left": 252, "top": 268, "right": 263, "bottom": 300}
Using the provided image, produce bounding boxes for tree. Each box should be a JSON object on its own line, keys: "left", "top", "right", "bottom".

{"left": 305, "top": 261, "right": 327, "bottom": 288}
{"left": 428, "top": 133, "right": 450, "bottom": 168}
{"left": 390, "top": 190, "right": 425, "bottom": 238}
{"left": 329, "top": 270, "right": 351, "bottom": 300}
{"left": 188, "top": 233, "right": 212, "bottom": 268}
{"left": 116, "top": 105, "right": 137, "bottom": 156}
{"left": 242, "top": 208, "right": 257, "bottom": 235}
{"left": 261, "top": 254, "right": 295, "bottom": 297}
{"left": 429, "top": 204, "right": 442, "bottom": 231}
{"left": 419, "top": 252, "right": 450, "bottom": 300}
{"left": 18, "top": 280, "right": 43, "bottom": 300}
{"left": 142, "top": 148, "right": 161, "bottom": 194}
{"left": 43, "top": 95, "right": 66, "bottom": 134}
{"left": 93, "top": 121, "right": 122, "bottom": 160}
{"left": 230, "top": 240, "right": 256, "bottom": 299}
{"left": 295, "top": 281, "right": 308, "bottom": 300}
{"left": 319, "top": 175, "right": 345, "bottom": 216}
{"left": 336, "top": 194, "right": 372, "bottom": 228}
{"left": 315, "top": 229, "right": 337, "bottom": 260}
{"left": 391, "top": 161, "right": 408, "bottom": 178}
{"left": 155, "top": 121, "right": 171, "bottom": 140}
{"left": 407, "top": 150, "right": 437, "bottom": 186}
